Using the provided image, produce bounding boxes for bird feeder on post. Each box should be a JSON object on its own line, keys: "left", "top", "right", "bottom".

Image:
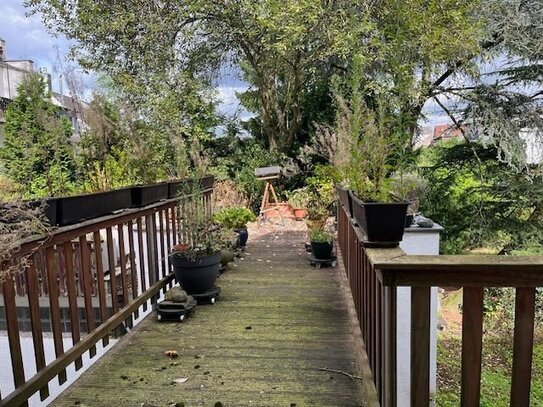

{"left": 255, "top": 166, "right": 282, "bottom": 220}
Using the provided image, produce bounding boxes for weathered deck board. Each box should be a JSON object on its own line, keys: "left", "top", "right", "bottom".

{"left": 51, "top": 228, "right": 367, "bottom": 407}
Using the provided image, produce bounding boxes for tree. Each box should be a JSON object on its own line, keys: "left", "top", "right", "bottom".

{"left": 0, "top": 72, "right": 77, "bottom": 198}
{"left": 26, "top": 0, "right": 363, "bottom": 153}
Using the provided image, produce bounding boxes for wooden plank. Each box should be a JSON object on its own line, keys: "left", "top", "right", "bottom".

{"left": 0, "top": 273, "right": 175, "bottom": 407}
{"left": 93, "top": 231, "right": 110, "bottom": 347}
{"left": 79, "top": 235, "right": 97, "bottom": 358}
{"left": 106, "top": 227, "right": 119, "bottom": 314}
{"left": 24, "top": 260, "right": 49, "bottom": 400}
{"left": 158, "top": 210, "right": 167, "bottom": 294}
{"left": 45, "top": 247, "right": 67, "bottom": 384}
{"left": 460, "top": 287, "right": 484, "bottom": 406}
{"left": 62, "top": 242, "right": 83, "bottom": 370}
{"left": 410, "top": 286, "right": 431, "bottom": 406}
{"left": 2, "top": 266, "right": 26, "bottom": 395}
{"left": 510, "top": 287, "right": 536, "bottom": 407}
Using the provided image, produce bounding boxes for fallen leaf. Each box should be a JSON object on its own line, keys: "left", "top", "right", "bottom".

{"left": 165, "top": 350, "right": 179, "bottom": 359}
{"left": 173, "top": 377, "right": 189, "bottom": 384}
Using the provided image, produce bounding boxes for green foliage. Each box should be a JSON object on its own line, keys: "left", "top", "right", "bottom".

{"left": 213, "top": 207, "right": 256, "bottom": 229}
{"left": 287, "top": 188, "right": 311, "bottom": 209}
{"left": 309, "top": 229, "right": 332, "bottom": 244}
{"left": 420, "top": 140, "right": 543, "bottom": 255}
{"left": 0, "top": 72, "right": 77, "bottom": 199}
{"left": 305, "top": 164, "right": 337, "bottom": 219}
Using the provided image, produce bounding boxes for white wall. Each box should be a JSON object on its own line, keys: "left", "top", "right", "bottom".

{"left": 397, "top": 224, "right": 442, "bottom": 406}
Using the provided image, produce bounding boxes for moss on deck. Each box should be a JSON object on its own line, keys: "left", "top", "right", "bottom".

{"left": 52, "top": 228, "right": 367, "bottom": 407}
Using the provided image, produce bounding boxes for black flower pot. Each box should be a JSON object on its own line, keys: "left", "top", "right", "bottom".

{"left": 57, "top": 188, "right": 132, "bottom": 226}
{"left": 235, "top": 228, "right": 249, "bottom": 247}
{"left": 335, "top": 186, "right": 353, "bottom": 216}
{"left": 405, "top": 214, "right": 414, "bottom": 228}
{"left": 349, "top": 191, "right": 408, "bottom": 247}
{"left": 131, "top": 182, "right": 169, "bottom": 207}
{"left": 171, "top": 252, "right": 220, "bottom": 294}
{"left": 310, "top": 241, "right": 333, "bottom": 260}
{"left": 168, "top": 179, "right": 190, "bottom": 199}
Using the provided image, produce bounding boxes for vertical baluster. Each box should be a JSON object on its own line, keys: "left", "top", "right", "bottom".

{"left": 460, "top": 287, "right": 484, "bottom": 406}
{"left": 79, "top": 235, "right": 96, "bottom": 358}
{"left": 127, "top": 221, "right": 139, "bottom": 319}
{"left": 25, "top": 259, "right": 49, "bottom": 400}
{"left": 106, "top": 227, "right": 119, "bottom": 314}
{"left": 145, "top": 214, "right": 159, "bottom": 304}
{"left": 510, "top": 287, "right": 536, "bottom": 407}
{"left": 92, "top": 231, "right": 109, "bottom": 346}
{"left": 383, "top": 285, "right": 397, "bottom": 407}
{"left": 117, "top": 224, "right": 129, "bottom": 308}
{"left": 2, "top": 262, "right": 27, "bottom": 402}
{"left": 171, "top": 205, "right": 178, "bottom": 246}
{"left": 375, "top": 275, "right": 382, "bottom": 399}
{"left": 158, "top": 210, "right": 167, "bottom": 294}
{"left": 165, "top": 207, "right": 172, "bottom": 290}
{"left": 411, "top": 286, "right": 431, "bottom": 406}
{"left": 45, "top": 247, "right": 67, "bottom": 384}
{"left": 62, "top": 242, "right": 82, "bottom": 369}
{"left": 136, "top": 218, "right": 148, "bottom": 311}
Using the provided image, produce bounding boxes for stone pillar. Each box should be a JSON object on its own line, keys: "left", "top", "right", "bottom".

{"left": 397, "top": 224, "right": 443, "bottom": 406}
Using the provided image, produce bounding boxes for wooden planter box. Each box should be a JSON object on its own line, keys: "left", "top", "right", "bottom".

{"left": 201, "top": 175, "right": 215, "bottom": 190}
{"left": 131, "top": 182, "right": 169, "bottom": 207}
{"left": 57, "top": 188, "right": 132, "bottom": 226}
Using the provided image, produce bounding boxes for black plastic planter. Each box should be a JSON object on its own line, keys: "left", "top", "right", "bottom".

{"left": 310, "top": 241, "right": 333, "bottom": 259}
{"left": 171, "top": 252, "right": 220, "bottom": 294}
{"left": 235, "top": 228, "right": 249, "bottom": 247}
{"left": 349, "top": 191, "right": 408, "bottom": 247}
{"left": 28, "top": 198, "right": 59, "bottom": 226}
{"left": 168, "top": 179, "right": 190, "bottom": 199}
{"left": 57, "top": 188, "right": 132, "bottom": 226}
{"left": 335, "top": 186, "right": 353, "bottom": 216}
{"left": 200, "top": 175, "right": 215, "bottom": 190}
{"left": 131, "top": 182, "right": 169, "bottom": 207}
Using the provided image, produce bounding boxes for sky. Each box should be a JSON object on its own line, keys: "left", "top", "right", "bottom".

{"left": 0, "top": 0, "right": 249, "bottom": 118}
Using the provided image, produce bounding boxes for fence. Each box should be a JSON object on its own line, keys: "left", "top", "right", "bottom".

{"left": 0, "top": 185, "right": 212, "bottom": 407}
{"left": 337, "top": 198, "right": 543, "bottom": 407}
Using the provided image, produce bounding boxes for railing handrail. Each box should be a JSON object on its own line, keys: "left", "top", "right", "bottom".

{"left": 337, "top": 198, "right": 542, "bottom": 407}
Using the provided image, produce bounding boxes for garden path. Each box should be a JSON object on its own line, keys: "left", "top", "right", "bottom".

{"left": 51, "top": 222, "right": 367, "bottom": 407}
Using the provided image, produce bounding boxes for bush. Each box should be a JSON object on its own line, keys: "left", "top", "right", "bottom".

{"left": 213, "top": 206, "right": 256, "bottom": 229}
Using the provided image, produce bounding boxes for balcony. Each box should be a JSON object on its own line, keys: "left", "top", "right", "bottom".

{"left": 1, "top": 185, "right": 542, "bottom": 406}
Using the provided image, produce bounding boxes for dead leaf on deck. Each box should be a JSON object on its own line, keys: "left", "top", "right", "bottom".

{"left": 165, "top": 350, "right": 179, "bottom": 359}
{"left": 173, "top": 377, "right": 189, "bottom": 384}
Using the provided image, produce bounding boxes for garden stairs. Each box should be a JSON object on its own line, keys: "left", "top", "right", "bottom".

{"left": 50, "top": 225, "right": 368, "bottom": 406}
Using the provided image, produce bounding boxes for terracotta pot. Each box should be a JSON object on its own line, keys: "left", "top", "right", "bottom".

{"left": 263, "top": 203, "right": 295, "bottom": 219}
{"left": 293, "top": 208, "right": 307, "bottom": 220}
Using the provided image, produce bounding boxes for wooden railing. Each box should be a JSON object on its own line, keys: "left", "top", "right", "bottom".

{"left": 0, "top": 186, "right": 213, "bottom": 407}
{"left": 337, "top": 200, "right": 543, "bottom": 407}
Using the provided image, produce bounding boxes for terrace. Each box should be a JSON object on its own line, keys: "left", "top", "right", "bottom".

{"left": 1, "top": 179, "right": 542, "bottom": 406}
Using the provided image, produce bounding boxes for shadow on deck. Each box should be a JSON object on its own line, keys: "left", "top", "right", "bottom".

{"left": 51, "top": 226, "right": 367, "bottom": 407}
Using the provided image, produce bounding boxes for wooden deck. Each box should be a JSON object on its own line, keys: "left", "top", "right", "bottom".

{"left": 51, "top": 226, "right": 367, "bottom": 407}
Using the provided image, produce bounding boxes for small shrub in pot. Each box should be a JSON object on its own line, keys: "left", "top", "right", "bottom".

{"left": 309, "top": 229, "right": 334, "bottom": 260}
{"left": 213, "top": 206, "right": 256, "bottom": 247}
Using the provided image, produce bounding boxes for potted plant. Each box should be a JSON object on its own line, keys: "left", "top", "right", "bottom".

{"left": 170, "top": 191, "right": 227, "bottom": 293}
{"left": 213, "top": 206, "right": 256, "bottom": 247}
{"left": 305, "top": 164, "right": 337, "bottom": 232}
{"left": 309, "top": 229, "right": 334, "bottom": 259}
{"left": 287, "top": 188, "right": 310, "bottom": 220}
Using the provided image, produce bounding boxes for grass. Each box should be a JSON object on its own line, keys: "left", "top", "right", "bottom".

{"left": 437, "top": 336, "right": 543, "bottom": 406}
